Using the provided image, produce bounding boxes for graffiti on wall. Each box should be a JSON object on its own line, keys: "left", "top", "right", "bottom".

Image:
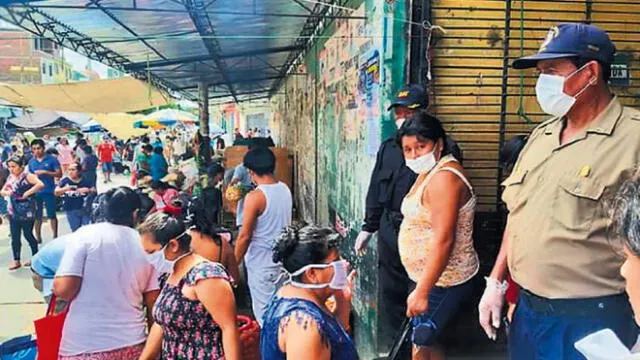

{"left": 269, "top": 0, "right": 408, "bottom": 355}
{"left": 359, "top": 49, "right": 381, "bottom": 157}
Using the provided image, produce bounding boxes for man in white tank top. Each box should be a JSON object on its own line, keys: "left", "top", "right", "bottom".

{"left": 235, "top": 147, "right": 292, "bottom": 325}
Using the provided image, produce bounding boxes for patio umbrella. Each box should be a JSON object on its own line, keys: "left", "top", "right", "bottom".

{"left": 81, "top": 119, "right": 104, "bottom": 133}
{"left": 133, "top": 109, "right": 197, "bottom": 128}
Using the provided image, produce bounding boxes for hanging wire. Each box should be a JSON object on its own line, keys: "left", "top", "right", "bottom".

{"left": 516, "top": 0, "right": 533, "bottom": 123}
{"left": 299, "top": 0, "right": 356, "bottom": 11}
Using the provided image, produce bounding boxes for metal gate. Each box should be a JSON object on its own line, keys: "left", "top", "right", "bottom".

{"left": 424, "top": 0, "right": 640, "bottom": 214}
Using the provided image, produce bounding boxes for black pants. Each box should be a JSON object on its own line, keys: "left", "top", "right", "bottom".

{"left": 10, "top": 218, "right": 38, "bottom": 261}
{"left": 378, "top": 213, "right": 411, "bottom": 352}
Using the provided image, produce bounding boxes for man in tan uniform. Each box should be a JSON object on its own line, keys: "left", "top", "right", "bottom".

{"left": 478, "top": 23, "right": 640, "bottom": 359}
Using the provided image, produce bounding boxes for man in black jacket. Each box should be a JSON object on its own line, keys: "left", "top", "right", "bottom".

{"left": 355, "top": 84, "right": 425, "bottom": 352}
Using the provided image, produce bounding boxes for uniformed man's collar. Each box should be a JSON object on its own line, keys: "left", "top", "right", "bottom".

{"left": 585, "top": 96, "right": 622, "bottom": 135}
{"left": 543, "top": 97, "right": 622, "bottom": 136}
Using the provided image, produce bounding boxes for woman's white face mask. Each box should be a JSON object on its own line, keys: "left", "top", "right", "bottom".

{"left": 147, "top": 233, "right": 190, "bottom": 274}
{"left": 405, "top": 150, "right": 438, "bottom": 174}
{"left": 288, "top": 260, "right": 349, "bottom": 290}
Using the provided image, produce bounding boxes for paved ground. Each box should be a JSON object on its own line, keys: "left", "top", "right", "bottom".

{"left": 0, "top": 172, "right": 129, "bottom": 342}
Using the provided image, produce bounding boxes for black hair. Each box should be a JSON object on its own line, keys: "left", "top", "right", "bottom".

{"left": 142, "top": 144, "right": 153, "bottom": 153}
{"left": 82, "top": 145, "right": 93, "bottom": 155}
{"left": 30, "top": 139, "right": 45, "bottom": 148}
{"left": 185, "top": 196, "right": 225, "bottom": 246}
{"left": 499, "top": 135, "right": 529, "bottom": 171}
{"left": 153, "top": 146, "right": 163, "bottom": 154}
{"left": 141, "top": 136, "right": 150, "bottom": 144}
{"left": 138, "top": 190, "right": 155, "bottom": 220}
{"left": 570, "top": 57, "right": 611, "bottom": 83}
{"left": 273, "top": 224, "right": 341, "bottom": 275}
{"left": 138, "top": 212, "right": 190, "bottom": 251}
{"left": 396, "top": 111, "right": 458, "bottom": 158}
{"left": 7, "top": 155, "right": 25, "bottom": 167}
{"left": 77, "top": 139, "right": 87, "bottom": 147}
{"left": 0, "top": 139, "right": 5, "bottom": 144}
{"left": 150, "top": 180, "right": 169, "bottom": 190}
{"left": 103, "top": 186, "right": 142, "bottom": 228}
{"left": 206, "top": 162, "right": 225, "bottom": 178}
{"left": 69, "top": 161, "right": 82, "bottom": 172}
{"left": 243, "top": 146, "right": 276, "bottom": 176}
{"left": 46, "top": 147, "right": 59, "bottom": 156}
{"left": 11, "top": 145, "right": 17, "bottom": 152}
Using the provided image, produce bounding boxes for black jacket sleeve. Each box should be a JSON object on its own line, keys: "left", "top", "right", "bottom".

{"left": 362, "top": 141, "right": 389, "bottom": 233}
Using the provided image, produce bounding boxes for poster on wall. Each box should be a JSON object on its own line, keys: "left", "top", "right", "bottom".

{"left": 359, "top": 49, "right": 381, "bottom": 157}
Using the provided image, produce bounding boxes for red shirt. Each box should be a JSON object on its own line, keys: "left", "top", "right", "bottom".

{"left": 97, "top": 142, "right": 116, "bottom": 163}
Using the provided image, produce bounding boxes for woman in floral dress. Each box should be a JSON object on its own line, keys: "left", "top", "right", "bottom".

{"left": 138, "top": 203, "right": 240, "bottom": 360}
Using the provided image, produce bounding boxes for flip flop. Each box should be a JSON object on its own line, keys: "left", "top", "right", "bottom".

{"left": 8, "top": 262, "right": 21, "bottom": 271}
{"left": 23, "top": 260, "right": 31, "bottom": 267}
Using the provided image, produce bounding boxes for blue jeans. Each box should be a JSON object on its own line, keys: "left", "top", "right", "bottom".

{"left": 66, "top": 209, "right": 90, "bottom": 232}
{"left": 410, "top": 280, "right": 474, "bottom": 346}
{"left": 509, "top": 293, "right": 639, "bottom": 360}
{"left": 35, "top": 192, "right": 57, "bottom": 219}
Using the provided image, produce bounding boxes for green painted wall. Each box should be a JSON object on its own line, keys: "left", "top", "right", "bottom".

{"left": 269, "top": 0, "right": 410, "bottom": 355}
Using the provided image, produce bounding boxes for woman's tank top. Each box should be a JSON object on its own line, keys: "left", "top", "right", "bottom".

{"left": 261, "top": 296, "right": 358, "bottom": 360}
{"left": 398, "top": 155, "right": 480, "bottom": 287}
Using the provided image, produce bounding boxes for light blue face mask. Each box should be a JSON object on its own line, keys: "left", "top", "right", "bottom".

{"left": 287, "top": 260, "right": 349, "bottom": 290}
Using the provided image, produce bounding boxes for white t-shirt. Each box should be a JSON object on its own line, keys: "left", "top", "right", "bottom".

{"left": 56, "top": 222, "right": 159, "bottom": 356}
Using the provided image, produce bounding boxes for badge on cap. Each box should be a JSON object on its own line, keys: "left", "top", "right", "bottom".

{"left": 539, "top": 26, "right": 560, "bottom": 52}
{"left": 397, "top": 90, "right": 409, "bottom": 98}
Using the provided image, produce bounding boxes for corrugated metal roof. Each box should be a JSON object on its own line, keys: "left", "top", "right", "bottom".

{"left": 0, "top": 0, "right": 363, "bottom": 103}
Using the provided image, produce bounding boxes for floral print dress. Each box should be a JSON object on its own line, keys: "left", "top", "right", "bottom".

{"left": 153, "top": 261, "right": 233, "bottom": 360}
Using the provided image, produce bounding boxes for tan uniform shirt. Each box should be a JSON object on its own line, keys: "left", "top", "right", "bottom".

{"left": 502, "top": 97, "right": 640, "bottom": 299}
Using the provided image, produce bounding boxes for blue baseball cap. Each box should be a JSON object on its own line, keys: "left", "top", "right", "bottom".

{"left": 512, "top": 23, "right": 616, "bottom": 69}
{"left": 387, "top": 84, "right": 427, "bottom": 111}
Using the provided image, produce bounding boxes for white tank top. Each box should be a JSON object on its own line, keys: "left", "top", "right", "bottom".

{"left": 245, "top": 182, "right": 292, "bottom": 269}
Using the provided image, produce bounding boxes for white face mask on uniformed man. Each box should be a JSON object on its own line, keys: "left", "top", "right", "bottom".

{"left": 535, "top": 62, "right": 597, "bottom": 118}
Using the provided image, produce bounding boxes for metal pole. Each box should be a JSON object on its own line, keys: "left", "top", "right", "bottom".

{"left": 198, "top": 82, "right": 212, "bottom": 167}
{"left": 497, "top": 0, "right": 512, "bottom": 212}
{"left": 314, "top": 42, "right": 319, "bottom": 223}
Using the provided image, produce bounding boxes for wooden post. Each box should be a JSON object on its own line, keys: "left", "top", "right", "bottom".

{"left": 198, "top": 82, "right": 212, "bottom": 167}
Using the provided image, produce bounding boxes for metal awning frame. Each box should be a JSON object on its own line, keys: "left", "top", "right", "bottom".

{"left": 0, "top": 3, "right": 192, "bottom": 99}
{"left": 1, "top": 0, "right": 365, "bottom": 104}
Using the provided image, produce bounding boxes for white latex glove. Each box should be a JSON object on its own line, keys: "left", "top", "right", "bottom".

{"left": 478, "top": 277, "right": 508, "bottom": 341}
{"left": 354, "top": 231, "right": 374, "bottom": 256}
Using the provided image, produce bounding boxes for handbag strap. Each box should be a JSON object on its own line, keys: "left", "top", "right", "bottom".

{"left": 46, "top": 295, "right": 58, "bottom": 316}
{"left": 46, "top": 295, "right": 71, "bottom": 316}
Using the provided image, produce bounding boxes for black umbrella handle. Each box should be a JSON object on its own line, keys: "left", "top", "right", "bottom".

{"left": 386, "top": 317, "right": 412, "bottom": 360}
